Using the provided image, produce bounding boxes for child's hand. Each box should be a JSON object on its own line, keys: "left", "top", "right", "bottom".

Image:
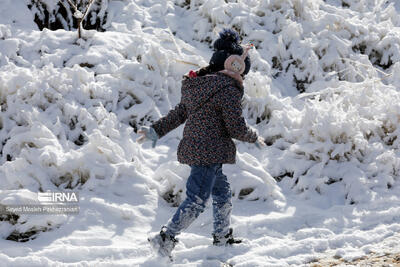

{"left": 255, "top": 136, "right": 266, "bottom": 149}
{"left": 136, "top": 126, "right": 159, "bottom": 148}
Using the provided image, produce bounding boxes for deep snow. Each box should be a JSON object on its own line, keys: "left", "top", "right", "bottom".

{"left": 0, "top": 0, "right": 400, "bottom": 266}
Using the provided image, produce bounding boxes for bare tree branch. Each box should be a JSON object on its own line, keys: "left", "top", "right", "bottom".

{"left": 65, "top": 0, "right": 78, "bottom": 13}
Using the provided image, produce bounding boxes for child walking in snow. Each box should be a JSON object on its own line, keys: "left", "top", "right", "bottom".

{"left": 137, "top": 28, "right": 265, "bottom": 258}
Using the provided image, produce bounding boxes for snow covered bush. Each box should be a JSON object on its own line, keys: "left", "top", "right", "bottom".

{"left": 0, "top": 190, "right": 67, "bottom": 242}
{"left": 1, "top": 0, "right": 400, "bottom": 246}
{"left": 262, "top": 80, "right": 400, "bottom": 204}
{"left": 169, "top": 0, "right": 400, "bottom": 93}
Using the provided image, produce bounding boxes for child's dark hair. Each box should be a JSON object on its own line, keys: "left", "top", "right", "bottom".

{"left": 185, "top": 63, "right": 226, "bottom": 78}
{"left": 196, "top": 65, "right": 213, "bottom": 76}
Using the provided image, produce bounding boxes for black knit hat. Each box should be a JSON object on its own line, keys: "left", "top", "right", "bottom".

{"left": 209, "top": 28, "right": 251, "bottom": 76}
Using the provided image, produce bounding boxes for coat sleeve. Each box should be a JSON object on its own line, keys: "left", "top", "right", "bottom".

{"left": 151, "top": 103, "right": 187, "bottom": 138}
{"left": 218, "top": 87, "right": 258, "bottom": 143}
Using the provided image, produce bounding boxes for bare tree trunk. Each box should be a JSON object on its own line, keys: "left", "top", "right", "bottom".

{"left": 77, "top": 18, "right": 82, "bottom": 39}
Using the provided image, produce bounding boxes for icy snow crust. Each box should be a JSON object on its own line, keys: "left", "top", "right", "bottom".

{"left": 0, "top": 0, "right": 400, "bottom": 266}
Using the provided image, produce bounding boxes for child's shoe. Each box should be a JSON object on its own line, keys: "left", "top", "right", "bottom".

{"left": 148, "top": 226, "right": 178, "bottom": 259}
{"left": 212, "top": 228, "right": 242, "bottom": 246}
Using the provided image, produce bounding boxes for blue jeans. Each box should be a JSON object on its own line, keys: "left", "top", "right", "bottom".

{"left": 165, "top": 163, "right": 232, "bottom": 238}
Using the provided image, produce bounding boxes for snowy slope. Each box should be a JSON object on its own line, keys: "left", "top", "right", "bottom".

{"left": 0, "top": 0, "right": 400, "bottom": 266}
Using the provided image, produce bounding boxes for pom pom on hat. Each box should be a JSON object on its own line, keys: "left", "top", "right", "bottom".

{"left": 213, "top": 28, "right": 240, "bottom": 51}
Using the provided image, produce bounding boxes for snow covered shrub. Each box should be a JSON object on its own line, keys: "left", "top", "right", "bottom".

{"left": 0, "top": 18, "right": 191, "bottom": 239}
{"left": 0, "top": 61, "right": 140, "bottom": 240}
{"left": 226, "top": 152, "right": 285, "bottom": 203}
{"left": 173, "top": 0, "right": 400, "bottom": 93}
{"left": 1, "top": 0, "right": 400, "bottom": 246}
{"left": 153, "top": 161, "right": 189, "bottom": 207}
{"left": 263, "top": 80, "right": 400, "bottom": 204}
{"left": 0, "top": 190, "right": 65, "bottom": 242}
{"left": 28, "top": 0, "right": 109, "bottom": 33}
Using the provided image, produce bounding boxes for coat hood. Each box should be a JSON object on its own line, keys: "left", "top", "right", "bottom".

{"left": 181, "top": 72, "right": 242, "bottom": 114}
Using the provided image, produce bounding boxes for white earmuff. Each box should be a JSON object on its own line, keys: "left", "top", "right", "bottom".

{"left": 223, "top": 44, "right": 252, "bottom": 75}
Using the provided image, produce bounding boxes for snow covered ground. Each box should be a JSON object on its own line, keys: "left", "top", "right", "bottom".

{"left": 0, "top": 0, "right": 400, "bottom": 266}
